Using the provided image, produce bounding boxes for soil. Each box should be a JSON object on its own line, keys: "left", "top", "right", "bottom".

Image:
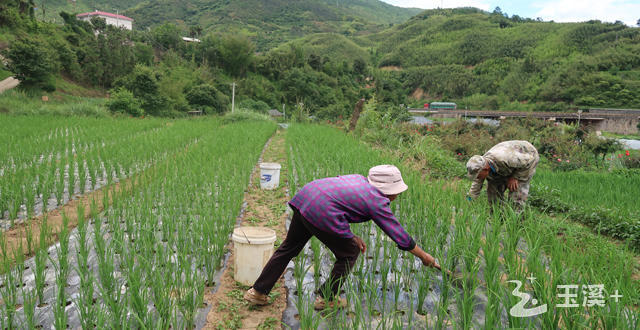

{"left": 203, "top": 129, "right": 290, "bottom": 329}
{"left": 0, "top": 180, "right": 125, "bottom": 265}
{"left": 379, "top": 66, "right": 402, "bottom": 71}
{"left": 410, "top": 88, "right": 426, "bottom": 100}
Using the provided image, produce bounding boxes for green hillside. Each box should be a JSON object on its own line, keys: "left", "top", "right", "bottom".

{"left": 3, "top": 3, "right": 640, "bottom": 118}
{"left": 126, "top": 0, "right": 420, "bottom": 50}
{"left": 35, "top": 0, "right": 421, "bottom": 50}
{"left": 360, "top": 8, "right": 640, "bottom": 110}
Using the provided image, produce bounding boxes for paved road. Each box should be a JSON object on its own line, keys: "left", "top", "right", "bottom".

{"left": 0, "top": 77, "right": 19, "bottom": 93}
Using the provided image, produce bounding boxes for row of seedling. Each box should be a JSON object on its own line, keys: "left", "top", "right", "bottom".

{"left": 0, "top": 118, "right": 215, "bottom": 226}
{"left": 284, "top": 124, "right": 638, "bottom": 329}
{"left": 0, "top": 120, "right": 277, "bottom": 328}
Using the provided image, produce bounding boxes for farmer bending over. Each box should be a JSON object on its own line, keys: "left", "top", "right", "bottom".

{"left": 466, "top": 140, "right": 539, "bottom": 210}
{"left": 244, "top": 165, "right": 440, "bottom": 309}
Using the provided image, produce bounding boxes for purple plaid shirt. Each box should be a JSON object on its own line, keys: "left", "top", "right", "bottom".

{"left": 289, "top": 175, "right": 416, "bottom": 250}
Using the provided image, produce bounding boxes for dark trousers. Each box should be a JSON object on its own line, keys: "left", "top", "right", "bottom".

{"left": 252, "top": 208, "right": 360, "bottom": 298}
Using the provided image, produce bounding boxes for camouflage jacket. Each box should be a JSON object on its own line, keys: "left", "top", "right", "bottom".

{"left": 468, "top": 140, "right": 539, "bottom": 198}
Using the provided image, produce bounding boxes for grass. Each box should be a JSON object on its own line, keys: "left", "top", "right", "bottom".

{"left": 0, "top": 90, "right": 109, "bottom": 117}
{"left": 0, "top": 68, "right": 11, "bottom": 81}
{"left": 601, "top": 131, "right": 640, "bottom": 140}
{"left": 531, "top": 169, "right": 640, "bottom": 249}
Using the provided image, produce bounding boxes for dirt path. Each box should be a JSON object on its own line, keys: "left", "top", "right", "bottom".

{"left": 0, "top": 179, "right": 129, "bottom": 265}
{"left": 203, "top": 128, "right": 290, "bottom": 329}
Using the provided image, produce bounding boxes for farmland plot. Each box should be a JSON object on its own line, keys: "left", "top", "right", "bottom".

{"left": 531, "top": 169, "right": 640, "bottom": 249}
{"left": 284, "top": 124, "right": 639, "bottom": 329}
{"left": 0, "top": 119, "right": 276, "bottom": 328}
{"left": 0, "top": 115, "right": 211, "bottom": 229}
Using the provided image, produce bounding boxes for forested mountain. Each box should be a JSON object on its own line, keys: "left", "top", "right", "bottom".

{"left": 360, "top": 8, "right": 640, "bottom": 109}
{"left": 2, "top": 3, "right": 639, "bottom": 119}
{"left": 36, "top": 0, "right": 421, "bottom": 50}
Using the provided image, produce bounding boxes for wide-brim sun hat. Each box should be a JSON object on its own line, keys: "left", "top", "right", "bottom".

{"left": 466, "top": 155, "right": 486, "bottom": 180}
{"left": 367, "top": 165, "right": 408, "bottom": 195}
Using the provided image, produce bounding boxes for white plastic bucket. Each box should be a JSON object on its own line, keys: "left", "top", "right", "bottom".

{"left": 259, "top": 162, "right": 281, "bottom": 190}
{"left": 232, "top": 226, "right": 277, "bottom": 286}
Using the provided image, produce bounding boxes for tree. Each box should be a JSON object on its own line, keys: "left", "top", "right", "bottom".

{"left": 152, "top": 23, "right": 182, "bottom": 51}
{"left": 90, "top": 16, "right": 107, "bottom": 33}
{"left": 5, "top": 36, "right": 59, "bottom": 91}
{"left": 113, "top": 65, "right": 168, "bottom": 116}
{"left": 218, "top": 34, "right": 255, "bottom": 77}
{"left": 637, "top": 18, "right": 640, "bottom": 27}
{"left": 353, "top": 58, "right": 367, "bottom": 76}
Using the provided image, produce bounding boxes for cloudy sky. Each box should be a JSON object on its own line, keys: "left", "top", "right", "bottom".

{"left": 380, "top": 0, "right": 640, "bottom": 27}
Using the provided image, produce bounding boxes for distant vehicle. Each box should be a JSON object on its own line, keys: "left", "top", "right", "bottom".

{"left": 426, "top": 102, "right": 457, "bottom": 110}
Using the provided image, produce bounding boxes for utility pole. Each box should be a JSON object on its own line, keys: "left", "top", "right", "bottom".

{"left": 577, "top": 109, "right": 582, "bottom": 127}
{"left": 231, "top": 82, "right": 236, "bottom": 113}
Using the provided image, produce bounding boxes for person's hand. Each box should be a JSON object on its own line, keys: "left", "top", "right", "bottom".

{"left": 421, "top": 253, "right": 441, "bottom": 270}
{"left": 353, "top": 236, "right": 367, "bottom": 253}
{"left": 507, "top": 177, "right": 518, "bottom": 192}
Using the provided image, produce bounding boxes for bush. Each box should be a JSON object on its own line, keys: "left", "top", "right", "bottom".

{"left": 185, "top": 84, "right": 228, "bottom": 114}
{"left": 107, "top": 87, "right": 143, "bottom": 117}
{"left": 221, "top": 109, "right": 273, "bottom": 124}
{"left": 621, "top": 153, "right": 640, "bottom": 169}
{"left": 236, "top": 98, "right": 271, "bottom": 113}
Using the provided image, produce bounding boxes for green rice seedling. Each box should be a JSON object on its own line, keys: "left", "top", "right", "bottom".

{"left": 293, "top": 252, "right": 309, "bottom": 309}
{"left": 21, "top": 287, "right": 37, "bottom": 329}
{"left": 416, "top": 267, "right": 431, "bottom": 315}
{"left": 482, "top": 216, "right": 503, "bottom": 328}
{"left": 25, "top": 183, "right": 36, "bottom": 219}
{"left": 310, "top": 237, "right": 322, "bottom": 287}
{"left": 52, "top": 266, "right": 68, "bottom": 330}
{"left": 34, "top": 215, "right": 50, "bottom": 305}
{"left": 88, "top": 159, "right": 97, "bottom": 191}
{"left": 78, "top": 159, "right": 87, "bottom": 194}
{"left": 7, "top": 186, "right": 20, "bottom": 223}
{"left": 0, "top": 247, "right": 19, "bottom": 328}
{"left": 24, "top": 221, "right": 34, "bottom": 255}
{"left": 392, "top": 269, "right": 402, "bottom": 311}
{"left": 122, "top": 243, "right": 152, "bottom": 328}
{"left": 361, "top": 274, "right": 380, "bottom": 322}
{"left": 73, "top": 264, "right": 96, "bottom": 329}
{"left": 55, "top": 166, "right": 64, "bottom": 206}
{"left": 434, "top": 247, "right": 452, "bottom": 330}
{"left": 298, "top": 293, "right": 322, "bottom": 329}
{"left": 150, "top": 262, "right": 174, "bottom": 328}
{"left": 98, "top": 243, "right": 127, "bottom": 328}
{"left": 68, "top": 159, "right": 76, "bottom": 197}
{"left": 177, "top": 264, "right": 205, "bottom": 329}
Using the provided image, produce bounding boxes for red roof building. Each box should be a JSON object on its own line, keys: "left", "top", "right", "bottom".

{"left": 76, "top": 10, "right": 133, "bottom": 30}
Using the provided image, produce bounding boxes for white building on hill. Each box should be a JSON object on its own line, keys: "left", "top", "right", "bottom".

{"left": 76, "top": 11, "right": 133, "bottom": 30}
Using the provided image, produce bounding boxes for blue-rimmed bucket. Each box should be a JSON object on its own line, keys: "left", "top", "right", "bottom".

{"left": 259, "top": 162, "right": 281, "bottom": 190}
